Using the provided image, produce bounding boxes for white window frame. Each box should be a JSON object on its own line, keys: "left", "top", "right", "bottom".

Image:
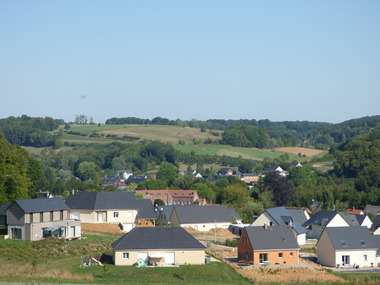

{"left": 123, "top": 252, "right": 129, "bottom": 259}
{"left": 114, "top": 212, "right": 119, "bottom": 218}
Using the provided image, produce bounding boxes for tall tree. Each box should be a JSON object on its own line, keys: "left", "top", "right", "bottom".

{"left": 262, "top": 171, "right": 294, "bottom": 206}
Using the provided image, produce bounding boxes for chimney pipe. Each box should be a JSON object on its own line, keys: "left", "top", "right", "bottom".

{"left": 264, "top": 223, "right": 268, "bottom": 230}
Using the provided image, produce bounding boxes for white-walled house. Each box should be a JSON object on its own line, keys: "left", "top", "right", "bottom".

{"left": 302, "top": 211, "right": 353, "bottom": 239}
{"left": 251, "top": 207, "right": 307, "bottom": 245}
{"left": 317, "top": 227, "right": 380, "bottom": 268}
{"left": 65, "top": 191, "right": 155, "bottom": 231}
{"left": 169, "top": 205, "right": 241, "bottom": 232}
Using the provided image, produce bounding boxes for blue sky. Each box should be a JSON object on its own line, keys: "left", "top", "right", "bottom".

{"left": 1, "top": 1, "right": 379, "bottom": 124}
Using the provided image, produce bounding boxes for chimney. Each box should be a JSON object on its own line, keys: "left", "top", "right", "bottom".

{"left": 264, "top": 223, "right": 268, "bottom": 230}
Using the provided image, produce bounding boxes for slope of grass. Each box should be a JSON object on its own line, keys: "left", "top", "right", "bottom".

{"left": 0, "top": 234, "right": 250, "bottom": 284}
{"left": 63, "top": 124, "right": 221, "bottom": 145}
{"left": 174, "top": 144, "right": 298, "bottom": 161}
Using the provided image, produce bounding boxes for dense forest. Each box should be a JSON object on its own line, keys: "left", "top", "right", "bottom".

{"left": 0, "top": 115, "right": 379, "bottom": 223}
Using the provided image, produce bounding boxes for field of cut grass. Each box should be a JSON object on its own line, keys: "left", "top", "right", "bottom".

{"left": 58, "top": 124, "right": 327, "bottom": 163}
{"left": 174, "top": 144, "right": 299, "bottom": 161}
{"left": 63, "top": 124, "right": 221, "bottom": 145}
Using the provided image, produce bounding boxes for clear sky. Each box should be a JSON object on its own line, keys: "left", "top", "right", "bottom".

{"left": 1, "top": 1, "right": 379, "bottom": 124}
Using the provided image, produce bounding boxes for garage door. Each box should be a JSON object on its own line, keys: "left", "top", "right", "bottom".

{"left": 122, "top": 223, "right": 133, "bottom": 232}
{"left": 164, "top": 252, "right": 175, "bottom": 265}
{"left": 137, "top": 252, "right": 148, "bottom": 263}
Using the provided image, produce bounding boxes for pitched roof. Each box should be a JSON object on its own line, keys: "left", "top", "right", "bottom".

{"left": 355, "top": 214, "right": 369, "bottom": 226}
{"left": 364, "top": 205, "right": 380, "bottom": 216}
{"left": 135, "top": 199, "right": 156, "bottom": 219}
{"left": 265, "top": 207, "right": 306, "bottom": 234}
{"left": 303, "top": 211, "right": 340, "bottom": 227}
{"left": 245, "top": 226, "right": 299, "bottom": 251}
{"left": 370, "top": 215, "right": 380, "bottom": 232}
{"left": 0, "top": 202, "right": 11, "bottom": 215}
{"left": 112, "top": 227, "right": 206, "bottom": 251}
{"left": 66, "top": 191, "right": 149, "bottom": 211}
{"left": 7, "top": 198, "right": 69, "bottom": 213}
{"left": 173, "top": 205, "right": 241, "bottom": 224}
{"left": 339, "top": 212, "right": 360, "bottom": 226}
{"left": 347, "top": 209, "right": 363, "bottom": 215}
{"left": 266, "top": 165, "right": 283, "bottom": 172}
{"left": 321, "top": 227, "right": 379, "bottom": 250}
{"left": 127, "top": 175, "right": 148, "bottom": 184}
{"left": 285, "top": 208, "right": 310, "bottom": 225}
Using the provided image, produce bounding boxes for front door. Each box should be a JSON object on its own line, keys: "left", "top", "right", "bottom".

{"left": 342, "top": 255, "right": 350, "bottom": 266}
{"left": 97, "top": 212, "right": 104, "bottom": 222}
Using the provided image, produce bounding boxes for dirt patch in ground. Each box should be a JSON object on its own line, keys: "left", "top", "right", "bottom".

{"left": 211, "top": 250, "right": 344, "bottom": 284}
{"left": 81, "top": 223, "right": 124, "bottom": 236}
{"left": 274, "top": 147, "right": 325, "bottom": 157}
{"left": 184, "top": 227, "right": 239, "bottom": 240}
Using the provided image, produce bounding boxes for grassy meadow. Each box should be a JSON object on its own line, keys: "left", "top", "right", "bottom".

{"left": 60, "top": 124, "right": 327, "bottom": 162}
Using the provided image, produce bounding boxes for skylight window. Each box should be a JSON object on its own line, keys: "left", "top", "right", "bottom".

{"left": 340, "top": 240, "right": 346, "bottom": 247}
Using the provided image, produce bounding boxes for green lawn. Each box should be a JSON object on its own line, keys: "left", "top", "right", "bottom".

{"left": 75, "top": 262, "right": 250, "bottom": 284}
{"left": 174, "top": 144, "right": 298, "bottom": 161}
{"left": 0, "top": 235, "right": 249, "bottom": 284}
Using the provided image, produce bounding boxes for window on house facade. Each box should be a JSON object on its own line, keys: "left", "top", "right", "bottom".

{"left": 364, "top": 254, "right": 368, "bottom": 261}
{"left": 50, "top": 211, "right": 54, "bottom": 221}
{"left": 290, "top": 252, "right": 294, "bottom": 257}
{"left": 30, "top": 213, "right": 33, "bottom": 223}
{"left": 60, "top": 210, "right": 64, "bottom": 220}
{"left": 40, "top": 212, "right": 43, "bottom": 222}
{"left": 278, "top": 253, "right": 283, "bottom": 259}
{"left": 114, "top": 212, "right": 119, "bottom": 218}
{"left": 123, "top": 253, "right": 129, "bottom": 259}
{"left": 259, "top": 253, "right": 268, "bottom": 263}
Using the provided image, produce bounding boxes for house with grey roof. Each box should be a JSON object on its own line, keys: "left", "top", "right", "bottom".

{"left": 112, "top": 227, "right": 206, "bottom": 266}
{"left": 127, "top": 175, "right": 148, "bottom": 184}
{"left": 317, "top": 227, "right": 380, "bottom": 268}
{"left": 65, "top": 191, "right": 155, "bottom": 231}
{"left": 355, "top": 214, "right": 372, "bottom": 229}
{"left": 0, "top": 202, "right": 11, "bottom": 227}
{"left": 238, "top": 225, "right": 300, "bottom": 265}
{"left": 266, "top": 165, "right": 288, "bottom": 177}
{"left": 250, "top": 206, "right": 307, "bottom": 245}
{"left": 364, "top": 205, "right": 380, "bottom": 216}
{"left": 4, "top": 198, "right": 81, "bottom": 241}
{"left": 370, "top": 215, "right": 380, "bottom": 235}
{"left": 217, "top": 168, "right": 241, "bottom": 177}
{"left": 169, "top": 205, "right": 241, "bottom": 232}
{"left": 302, "top": 211, "right": 351, "bottom": 239}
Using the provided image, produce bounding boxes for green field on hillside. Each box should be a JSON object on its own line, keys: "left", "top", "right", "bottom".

{"left": 174, "top": 144, "right": 298, "bottom": 161}
{"left": 62, "top": 124, "right": 222, "bottom": 145}
{"left": 60, "top": 124, "right": 326, "bottom": 162}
